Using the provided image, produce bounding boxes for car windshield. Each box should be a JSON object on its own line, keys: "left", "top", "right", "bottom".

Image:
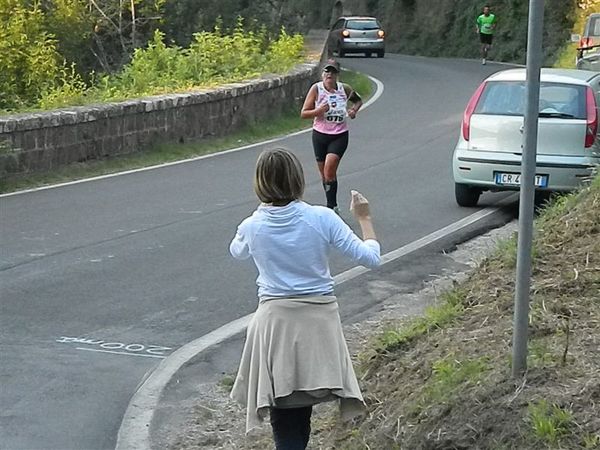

{"left": 474, "top": 81, "right": 587, "bottom": 119}
{"left": 346, "top": 20, "right": 379, "bottom": 30}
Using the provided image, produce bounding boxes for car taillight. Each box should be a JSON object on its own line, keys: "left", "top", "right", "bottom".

{"left": 378, "top": 30, "right": 385, "bottom": 38}
{"left": 585, "top": 86, "right": 597, "bottom": 148}
{"left": 342, "top": 29, "right": 350, "bottom": 37}
{"left": 462, "top": 82, "right": 486, "bottom": 141}
{"left": 579, "top": 37, "right": 592, "bottom": 48}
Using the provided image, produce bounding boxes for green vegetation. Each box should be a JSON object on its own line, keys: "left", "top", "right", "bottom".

{"left": 218, "top": 375, "right": 236, "bottom": 393}
{"left": 0, "top": 11, "right": 303, "bottom": 113}
{"left": 366, "top": 0, "right": 576, "bottom": 65}
{"left": 367, "top": 288, "right": 466, "bottom": 356}
{"left": 419, "top": 356, "right": 490, "bottom": 409}
{"left": 555, "top": 1, "right": 600, "bottom": 68}
{"left": 528, "top": 399, "right": 574, "bottom": 446}
{"left": 42, "top": 24, "right": 302, "bottom": 109}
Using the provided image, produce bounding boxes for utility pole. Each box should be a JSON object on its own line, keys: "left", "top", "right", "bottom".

{"left": 512, "top": 0, "right": 545, "bottom": 377}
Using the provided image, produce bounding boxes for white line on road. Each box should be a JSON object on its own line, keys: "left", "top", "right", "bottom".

{"left": 76, "top": 347, "right": 166, "bottom": 359}
{"left": 0, "top": 75, "right": 383, "bottom": 199}
{"left": 115, "top": 193, "right": 516, "bottom": 450}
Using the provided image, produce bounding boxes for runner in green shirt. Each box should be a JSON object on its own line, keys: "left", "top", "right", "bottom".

{"left": 476, "top": 5, "right": 497, "bottom": 65}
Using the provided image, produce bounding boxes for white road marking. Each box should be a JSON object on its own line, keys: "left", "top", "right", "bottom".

{"left": 0, "top": 75, "right": 383, "bottom": 199}
{"left": 76, "top": 347, "right": 166, "bottom": 359}
{"left": 58, "top": 336, "right": 173, "bottom": 358}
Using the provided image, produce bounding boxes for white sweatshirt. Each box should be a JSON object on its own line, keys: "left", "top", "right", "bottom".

{"left": 229, "top": 200, "right": 380, "bottom": 298}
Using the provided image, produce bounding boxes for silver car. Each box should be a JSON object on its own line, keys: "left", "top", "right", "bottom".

{"left": 576, "top": 13, "right": 600, "bottom": 71}
{"left": 452, "top": 68, "right": 600, "bottom": 206}
{"left": 328, "top": 16, "right": 385, "bottom": 58}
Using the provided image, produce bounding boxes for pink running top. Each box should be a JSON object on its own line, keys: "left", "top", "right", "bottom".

{"left": 312, "top": 82, "right": 349, "bottom": 135}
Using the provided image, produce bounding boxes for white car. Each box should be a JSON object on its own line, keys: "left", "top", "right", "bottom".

{"left": 452, "top": 68, "right": 600, "bottom": 206}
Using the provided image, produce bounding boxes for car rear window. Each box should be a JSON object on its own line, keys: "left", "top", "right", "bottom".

{"left": 586, "top": 16, "right": 600, "bottom": 36}
{"left": 346, "top": 20, "right": 379, "bottom": 30}
{"left": 474, "top": 81, "right": 587, "bottom": 119}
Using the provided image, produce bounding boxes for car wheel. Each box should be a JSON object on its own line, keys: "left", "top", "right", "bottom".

{"left": 455, "top": 183, "right": 481, "bottom": 207}
{"left": 534, "top": 190, "right": 552, "bottom": 210}
{"left": 377, "top": 51, "right": 385, "bottom": 58}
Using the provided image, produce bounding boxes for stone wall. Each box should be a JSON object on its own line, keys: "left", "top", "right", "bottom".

{"left": 0, "top": 31, "right": 328, "bottom": 177}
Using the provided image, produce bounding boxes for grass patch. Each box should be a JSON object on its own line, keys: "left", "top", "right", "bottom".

{"left": 496, "top": 233, "right": 518, "bottom": 268}
{"left": 0, "top": 69, "right": 373, "bottom": 195}
{"left": 528, "top": 340, "right": 559, "bottom": 368}
{"left": 527, "top": 399, "right": 574, "bottom": 446}
{"left": 218, "top": 374, "right": 236, "bottom": 393}
{"left": 418, "top": 356, "right": 490, "bottom": 410}
{"left": 583, "top": 433, "right": 600, "bottom": 449}
{"left": 368, "top": 288, "right": 466, "bottom": 356}
{"left": 339, "top": 68, "right": 372, "bottom": 99}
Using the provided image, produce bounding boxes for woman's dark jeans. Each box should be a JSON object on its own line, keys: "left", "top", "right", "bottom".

{"left": 270, "top": 406, "right": 313, "bottom": 450}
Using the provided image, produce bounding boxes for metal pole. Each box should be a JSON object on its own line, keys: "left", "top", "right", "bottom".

{"left": 512, "top": 0, "right": 545, "bottom": 377}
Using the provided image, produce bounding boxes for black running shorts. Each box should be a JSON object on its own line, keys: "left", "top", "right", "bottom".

{"left": 311, "top": 129, "right": 349, "bottom": 162}
{"left": 480, "top": 33, "right": 493, "bottom": 45}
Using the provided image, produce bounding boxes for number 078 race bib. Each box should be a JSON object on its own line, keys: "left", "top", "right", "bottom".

{"left": 324, "top": 94, "right": 347, "bottom": 123}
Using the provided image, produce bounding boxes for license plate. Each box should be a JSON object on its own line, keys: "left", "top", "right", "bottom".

{"left": 494, "top": 172, "right": 548, "bottom": 187}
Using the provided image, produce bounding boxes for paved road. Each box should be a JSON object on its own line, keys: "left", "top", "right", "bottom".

{"left": 0, "top": 54, "right": 508, "bottom": 450}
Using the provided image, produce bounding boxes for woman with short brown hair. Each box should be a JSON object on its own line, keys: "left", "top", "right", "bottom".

{"left": 229, "top": 147, "right": 379, "bottom": 449}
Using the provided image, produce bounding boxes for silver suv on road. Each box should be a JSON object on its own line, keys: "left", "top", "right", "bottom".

{"left": 328, "top": 16, "right": 385, "bottom": 58}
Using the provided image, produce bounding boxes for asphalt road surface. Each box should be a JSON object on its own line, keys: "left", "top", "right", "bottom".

{"left": 0, "top": 54, "right": 510, "bottom": 450}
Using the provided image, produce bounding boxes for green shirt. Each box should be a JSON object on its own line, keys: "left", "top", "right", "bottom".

{"left": 477, "top": 13, "right": 496, "bottom": 35}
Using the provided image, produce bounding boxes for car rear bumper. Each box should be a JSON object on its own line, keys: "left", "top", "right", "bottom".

{"left": 341, "top": 38, "right": 384, "bottom": 52}
{"left": 453, "top": 148, "right": 599, "bottom": 191}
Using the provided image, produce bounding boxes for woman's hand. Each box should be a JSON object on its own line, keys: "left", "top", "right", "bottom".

{"left": 350, "top": 190, "right": 370, "bottom": 219}
{"left": 350, "top": 190, "right": 376, "bottom": 241}
{"left": 347, "top": 108, "right": 357, "bottom": 119}
{"left": 316, "top": 102, "right": 330, "bottom": 117}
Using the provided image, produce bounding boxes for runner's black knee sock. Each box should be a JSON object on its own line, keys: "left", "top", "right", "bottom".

{"left": 323, "top": 180, "right": 338, "bottom": 208}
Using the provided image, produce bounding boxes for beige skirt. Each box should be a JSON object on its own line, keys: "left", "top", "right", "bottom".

{"left": 230, "top": 296, "right": 366, "bottom": 432}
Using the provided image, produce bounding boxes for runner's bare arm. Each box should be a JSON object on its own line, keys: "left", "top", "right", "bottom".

{"left": 344, "top": 84, "right": 363, "bottom": 119}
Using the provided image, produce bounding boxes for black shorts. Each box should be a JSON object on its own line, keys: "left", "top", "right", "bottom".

{"left": 480, "top": 33, "right": 493, "bottom": 45}
{"left": 312, "top": 129, "right": 349, "bottom": 162}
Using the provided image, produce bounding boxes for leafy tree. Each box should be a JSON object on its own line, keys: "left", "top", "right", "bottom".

{"left": 0, "top": 0, "right": 62, "bottom": 110}
{"left": 45, "top": 0, "right": 95, "bottom": 78}
{"left": 86, "top": 0, "right": 166, "bottom": 73}
{"left": 161, "top": 0, "right": 330, "bottom": 47}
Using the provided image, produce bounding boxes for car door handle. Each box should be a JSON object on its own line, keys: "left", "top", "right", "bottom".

{"left": 519, "top": 124, "right": 524, "bottom": 133}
